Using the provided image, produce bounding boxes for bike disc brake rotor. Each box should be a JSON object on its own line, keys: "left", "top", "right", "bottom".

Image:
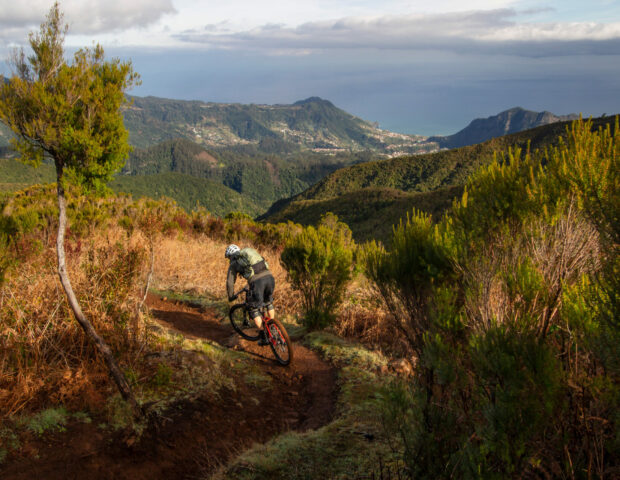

{"left": 267, "top": 324, "right": 279, "bottom": 343}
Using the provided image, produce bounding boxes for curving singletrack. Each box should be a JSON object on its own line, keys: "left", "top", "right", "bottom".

{"left": 0, "top": 295, "right": 337, "bottom": 480}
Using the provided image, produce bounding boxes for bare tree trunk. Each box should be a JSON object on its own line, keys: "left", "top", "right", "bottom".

{"left": 138, "top": 236, "right": 155, "bottom": 313}
{"left": 55, "top": 174, "right": 141, "bottom": 416}
{"left": 133, "top": 236, "right": 154, "bottom": 350}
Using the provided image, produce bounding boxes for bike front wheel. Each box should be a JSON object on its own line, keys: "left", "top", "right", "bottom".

{"left": 229, "top": 304, "right": 261, "bottom": 341}
{"left": 265, "top": 318, "right": 293, "bottom": 366}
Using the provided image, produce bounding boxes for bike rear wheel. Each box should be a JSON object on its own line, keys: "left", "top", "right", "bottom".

{"left": 229, "top": 304, "right": 261, "bottom": 341}
{"left": 265, "top": 318, "right": 293, "bottom": 366}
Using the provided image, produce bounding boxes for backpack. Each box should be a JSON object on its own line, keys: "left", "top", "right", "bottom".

{"left": 236, "top": 247, "right": 269, "bottom": 280}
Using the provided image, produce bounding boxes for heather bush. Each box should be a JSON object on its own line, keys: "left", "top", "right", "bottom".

{"left": 281, "top": 213, "right": 354, "bottom": 329}
{"left": 364, "top": 210, "right": 454, "bottom": 356}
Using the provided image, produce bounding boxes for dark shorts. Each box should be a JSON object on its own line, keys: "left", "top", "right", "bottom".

{"left": 247, "top": 273, "right": 275, "bottom": 312}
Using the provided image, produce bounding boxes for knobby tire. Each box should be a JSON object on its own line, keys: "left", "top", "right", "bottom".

{"left": 265, "top": 318, "right": 293, "bottom": 366}
{"left": 229, "top": 304, "right": 260, "bottom": 341}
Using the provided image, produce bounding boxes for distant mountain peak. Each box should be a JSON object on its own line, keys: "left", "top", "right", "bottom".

{"left": 428, "top": 107, "right": 578, "bottom": 149}
{"left": 293, "top": 97, "right": 334, "bottom": 107}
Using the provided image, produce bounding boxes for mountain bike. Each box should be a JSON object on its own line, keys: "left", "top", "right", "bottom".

{"left": 229, "top": 287, "right": 293, "bottom": 366}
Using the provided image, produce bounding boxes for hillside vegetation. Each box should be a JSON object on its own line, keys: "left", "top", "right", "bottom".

{"left": 362, "top": 117, "right": 619, "bottom": 477}
{"left": 6, "top": 7, "right": 616, "bottom": 478}
{"left": 264, "top": 115, "right": 616, "bottom": 243}
{"left": 0, "top": 116, "right": 617, "bottom": 479}
{"left": 0, "top": 158, "right": 55, "bottom": 192}
{"left": 2, "top": 96, "right": 592, "bottom": 220}
{"left": 291, "top": 115, "right": 615, "bottom": 202}
{"left": 0, "top": 157, "right": 260, "bottom": 217}
{"left": 119, "top": 137, "right": 376, "bottom": 210}
{"left": 109, "top": 172, "right": 260, "bottom": 217}
{"left": 263, "top": 186, "right": 461, "bottom": 244}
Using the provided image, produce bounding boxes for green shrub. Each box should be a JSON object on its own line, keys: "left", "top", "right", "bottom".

{"left": 22, "top": 407, "right": 69, "bottom": 436}
{"left": 153, "top": 362, "right": 174, "bottom": 387}
{"left": 370, "top": 118, "right": 619, "bottom": 478}
{"left": 466, "top": 327, "right": 564, "bottom": 476}
{"left": 281, "top": 213, "right": 354, "bottom": 329}
{"left": 364, "top": 210, "right": 453, "bottom": 355}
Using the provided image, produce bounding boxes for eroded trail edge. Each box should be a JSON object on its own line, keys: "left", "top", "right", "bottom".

{"left": 2, "top": 295, "right": 338, "bottom": 480}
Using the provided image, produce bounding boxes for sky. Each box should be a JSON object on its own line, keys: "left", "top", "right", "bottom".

{"left": 1, "top": 1, "right": 620, "bottom": 135}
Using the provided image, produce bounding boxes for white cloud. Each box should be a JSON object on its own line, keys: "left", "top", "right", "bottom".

{"left": 174, "top": 9, "right": 620, "bottom": 56}
{"left": 0, "top": 0, "right": 175, "bottom": 46}
{"left": 1, "top": 1, "right": 618, "bottom": 55}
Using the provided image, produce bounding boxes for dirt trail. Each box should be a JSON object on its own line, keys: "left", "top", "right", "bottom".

{"left": 1, "top": 295, "right": 337, "bottom": 480}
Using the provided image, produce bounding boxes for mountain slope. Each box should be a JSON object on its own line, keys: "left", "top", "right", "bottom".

{"left": 428, "top": 107, "right": 578, "bottom": 149}
{"left": 109, "top": 172, "right": 260, "bottom": 216}
{"left": 121, "top": 137, "right": 374, "bottom": 210}
{"left": 0, "top": 156, "right": 259, "bottom": 216}
{"left": 122, "top": 95, "right": 423, "bottom": 153}
{"left": 263, "top": 115, "right": 616, "bottom": 243}
{"left": 262, "top": 186, "right": 462, "bottom": 244}
{"left": 276, "top": 115, "right": 613, "bottom": 205}
{"left": 0, "top": 157, "right": 55, "bottom": 192}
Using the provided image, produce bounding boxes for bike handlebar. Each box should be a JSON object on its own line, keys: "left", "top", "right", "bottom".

{"left": 232, "top": 286, "right": 249, "bottom": 299}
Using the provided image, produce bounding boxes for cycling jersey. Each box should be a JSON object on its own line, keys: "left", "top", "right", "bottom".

{"left": 226, "top": 249, "right": 273, "bottom": 301}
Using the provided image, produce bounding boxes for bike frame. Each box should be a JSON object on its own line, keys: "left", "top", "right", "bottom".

{"left": 233, "top": 287, "right": 270, "bottom": 330}
{"left": 231, "top": 287, "right": 292, "bottom": 365}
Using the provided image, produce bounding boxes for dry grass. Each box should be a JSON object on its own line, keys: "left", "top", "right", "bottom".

{"left": 152, "top": 234, "right": 301, "bottom": 315}
{"left": 334, "top": 278, "right": 410, "bottom": 358}
{"left": 0, "top": 225, "right": 303, "bottom": 418}
{"left": 0, "top": 226, "right": 151, "bottom": 418}
{"left": 151, "top": 233, "right": 400, "bottom": 353}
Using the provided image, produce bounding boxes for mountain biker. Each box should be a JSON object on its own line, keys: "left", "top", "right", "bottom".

{"left": 225, "top": 244, "right": 275, "bottom": 346}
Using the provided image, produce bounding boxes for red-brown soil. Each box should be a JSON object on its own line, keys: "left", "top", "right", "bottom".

{"left": 1, "top": 295, "right": 337, "bottom": 480}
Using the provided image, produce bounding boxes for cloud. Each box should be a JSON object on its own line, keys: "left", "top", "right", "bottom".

{"left": 175, "top": 9, "right": 620, "bottom": 57}
{"left": 0, "top": 0, "right": 175, "bottom": 44}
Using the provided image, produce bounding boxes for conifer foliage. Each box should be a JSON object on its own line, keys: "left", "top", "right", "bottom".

{"left": 0, "top": 3, "right": 141, "bottom": 412}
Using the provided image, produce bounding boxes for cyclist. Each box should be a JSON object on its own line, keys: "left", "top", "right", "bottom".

{"left": 225, "top": 244, "right": 275, "bottom": 345}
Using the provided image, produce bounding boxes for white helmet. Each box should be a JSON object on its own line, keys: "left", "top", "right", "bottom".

{"left": 225, "top": 244, "right": 240, "bottom": 258}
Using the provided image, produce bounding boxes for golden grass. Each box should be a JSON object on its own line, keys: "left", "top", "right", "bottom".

{"left": 152, "top": 234, "right": 301, "bottom": 315}
{"left": 334, "top": 278, "right": 411, "bottom": 358}
{"left": 0, "top": 224, "right": 305, "bottom": 418}
{"left": 0, "top": 226, "right": 151, "bottom": 417}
